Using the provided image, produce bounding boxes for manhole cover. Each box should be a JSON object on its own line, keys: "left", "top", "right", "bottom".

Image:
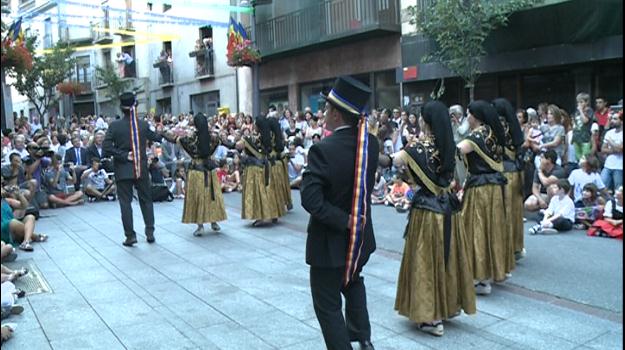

{"left": 3, "top": 259, "right": 51, "bottom": 296}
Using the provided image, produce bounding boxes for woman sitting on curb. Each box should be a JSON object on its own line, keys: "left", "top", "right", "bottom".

{"left": 1, "top": 185, "right": 48, "bottom": 252}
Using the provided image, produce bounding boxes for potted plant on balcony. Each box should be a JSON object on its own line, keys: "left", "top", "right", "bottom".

{"left": 227, "top": 39, "right": 261, "bottom": 67}
{"left": 1, "top": 40, "right": 33, "bottom": 72}
{"left": 56, "top": 81, "right": 84, "bottom": 96}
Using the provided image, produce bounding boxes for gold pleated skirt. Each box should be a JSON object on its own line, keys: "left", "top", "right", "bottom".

{"left": 242, "top": 165, "right": 284, "bottom": 220}
{"left": 182, "top": 170, "right": 227, "bottom": 224}
{"left": 270, "top": 161, "right": 288, "bottom": 212}
{"left": 395, "top": 209, "right": 476, "bottom": 323}
{"left": 504, "top": 171, "right": 525, "bottom": 255}
{"left": 281, "top": 159, "right": 293, "bottom": 207}
{"left": 462, "top": 184, "right": 510, "bottom": 282}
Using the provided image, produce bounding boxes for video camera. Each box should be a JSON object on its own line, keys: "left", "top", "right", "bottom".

{"left": 30, "top": 146, "right": 55, "bottom": 158}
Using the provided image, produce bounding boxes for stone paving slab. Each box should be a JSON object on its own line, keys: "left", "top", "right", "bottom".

{"left": 1, "top": 199, "right": 622, "bottom": 350}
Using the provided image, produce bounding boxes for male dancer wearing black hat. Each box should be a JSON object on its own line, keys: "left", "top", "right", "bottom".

{"left": 301, "top": 76, "right": 379, "bottom": 350}
{"left": 104, "top": 92, "right": 164, "bottom": 246}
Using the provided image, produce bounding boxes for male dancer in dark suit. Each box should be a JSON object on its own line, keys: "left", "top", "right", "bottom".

{"left": 301, "top": 76, "right": 379, "bottom": 350}
{"left": 103, "top": 92, "right": 163, "bottom": 246}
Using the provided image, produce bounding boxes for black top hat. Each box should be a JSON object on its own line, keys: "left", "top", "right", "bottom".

{"left": 120, "top": 92, "right": 136, "bottom": 109}
{"left": 321, "top": 76, "right": 371, "bottom": 117}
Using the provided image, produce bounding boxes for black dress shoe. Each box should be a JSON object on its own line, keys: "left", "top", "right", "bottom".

{"left": 359, "top": 340, "right": 374, "bottom": 350}
{"left": 146, "top": 233, "right": 155, "bottom": 243}
{"left": 122, "top": 237, "right": 138, "bottom": 247}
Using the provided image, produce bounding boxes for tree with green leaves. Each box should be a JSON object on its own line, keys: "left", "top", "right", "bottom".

{"left": 408, "top": 0, "right": 542, "bottom": 101}
{"left": 95, "top": 65, "right": 132, "bottom": 106}
{"left": 7, "top": 38, "right": 76, "bottom": 125}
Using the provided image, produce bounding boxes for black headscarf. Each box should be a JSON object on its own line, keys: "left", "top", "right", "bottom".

{"left": 268, "top": 117, "right": 285, "bottom": 153}
{"left": 254, "top": 115, "right": 273, "bottom": 156}
{"left": 193, "top": 113, "right": 211, "bottom": 159}
{"left": 492, "top": 98, "right": 524, "bottom": 148}
{"left": 468, "top": 100, "right": 507, "bottom": 148}
{"left": 421, "top": 100, "right": 455, "bottom": 181}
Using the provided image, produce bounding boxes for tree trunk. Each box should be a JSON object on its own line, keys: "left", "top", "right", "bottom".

{"left": 466, "top": 82, "right": 475, "bottom": 102}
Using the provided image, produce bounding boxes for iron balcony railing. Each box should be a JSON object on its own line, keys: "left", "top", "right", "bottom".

{"left": 256, "top": 0, "right": 400, "bottom": 56}
{"left": 92, "top": 21, "right": 114, "bottom": 44}
{"left": 191, "top": 48, "right": 215, "bottom": 78}
{"left": 153, "top": 59, "right": 174, "bottom": 86}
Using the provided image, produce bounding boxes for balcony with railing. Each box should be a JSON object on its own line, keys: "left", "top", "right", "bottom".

{"left": 70, "top": 69, "right": 94, "bottom": 95}
{"left": 189, "top": 47, "right": 215, "bottom": 79}
{"left": 153, "top": 58, "right": 174, "bottom": 87}
{"left": 92, "top": 21, "right": 114, "bottom": 44}
{"left": 256, "top": 0, "right": 400, "bottom": 57}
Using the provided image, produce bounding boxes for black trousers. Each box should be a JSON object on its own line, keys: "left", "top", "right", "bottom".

{"left": 310, "top": 266, "right": 371, "bottom": 350}
{"left": 116, "top": 178, "right": 155, "bottom": 238}
{"left": 551, "top": 217, "right": 573, "bottom": 232}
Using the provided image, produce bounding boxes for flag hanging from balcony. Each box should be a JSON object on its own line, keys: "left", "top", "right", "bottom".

{"left": 5, "top": 18, "right": 25, "bottom": 45}
{"left": 237, "top": 22, "right": 248, "bottom": 40}
{"left": 226, "top": 16, "right": 260, "bottom": 67}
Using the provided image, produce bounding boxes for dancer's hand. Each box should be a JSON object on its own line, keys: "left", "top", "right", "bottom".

{"left": 127, "top": 151, "right": 133, "bottom": 161}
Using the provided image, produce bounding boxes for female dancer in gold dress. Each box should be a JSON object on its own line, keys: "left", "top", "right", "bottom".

{"left": 162, "top": 113, "right": 227, "bottom": 236}
{"left": 241, "top": 115, "right": 285, "bottom": 226}
{"left": 457, "top": 101, "right": 509, "bottom": 295}
{"left": 394, "top": 101, "right": 476, "bottom": 336}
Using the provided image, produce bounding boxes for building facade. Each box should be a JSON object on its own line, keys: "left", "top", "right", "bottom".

{"left": 253, "top": 0, "right": 402, "bottom": 113}
{"left": 12, "top": 0, "right": 243, "bottom": 121}
{"left": 399, "top": 0, "right": 624, "bottom": 112}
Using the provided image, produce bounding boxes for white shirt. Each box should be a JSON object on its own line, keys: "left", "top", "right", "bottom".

{"left": 287, "top": 153, "right": 305, "bottom": 181}
{"left": 567, "top": 169, "right": 605, "bottom": 202}
{"left": 603, "top": 128, "right": 623, "bottom": 170}
{"left": 30, "top": 123, "right": 42, "bottom": 135}
{"left": 546, "top": 194, "right": 576, "bottom": 222}
{"left": 603, "top": 199, "right": 623, "bottom": 219}
{"left": 95, "top": 117, "right": 108, "bottom": 130}
{"left": 566, "top": 130, "right": 577, "bottom": 164}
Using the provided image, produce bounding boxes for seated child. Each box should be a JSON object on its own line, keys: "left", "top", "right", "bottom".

{"left": 216, "top": 159, "right": 238, "bottom": 193}
{"left": 588, "top": 186, "right": 623, "bottom": 239}
{"left": 82, "top": 158, "right": 115, "bottom": 201}
{"left": 574, "top": 183, "right": 605, "bottom": 229}
{"left": 170, "top": 166, "right": 186, "bottom": 199}
{"left": 384, "top": 177, "right": 411, "bottom": 212}
{"left": 371, "top": 170, "right": 387, "bottom": 205}
{"left": 529, "top": 179, "right": 575, "bottom": 234}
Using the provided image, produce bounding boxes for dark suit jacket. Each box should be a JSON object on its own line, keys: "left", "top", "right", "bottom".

{"left": 301, "top": 127, "right": 379, "bottom": 268}
{"left": 64, "top": 147, "right": 89, "bottom": 166}
{"left": 86, "top": 144, "right": 105, "bottom": 162}
{"left": 103, "top": 116, "right": 162, "bottom": 181}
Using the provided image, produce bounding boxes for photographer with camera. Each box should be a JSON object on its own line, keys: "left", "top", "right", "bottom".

{"left": 64, "top": 136, "right": 89, "bottom": 191}
{"left": 44, "top": 155, "right": 84, "bottom": 207}
{"left": 23, "top": 141, "right": 54, "bottom": 209}
{"left": 1, "top": 153, "right": 36, "bottom": 204}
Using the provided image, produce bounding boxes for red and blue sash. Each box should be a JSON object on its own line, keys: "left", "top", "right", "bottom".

{"left": 344, "top": 116, "right": 369, "bottom": 286}
{"left": 129, "top": 107, "right": 142, "bottom": 178}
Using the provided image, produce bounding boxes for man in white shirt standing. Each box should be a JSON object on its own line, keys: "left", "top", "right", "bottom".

{"left": 601, "top": 112, "right": 623, "bottom": 193}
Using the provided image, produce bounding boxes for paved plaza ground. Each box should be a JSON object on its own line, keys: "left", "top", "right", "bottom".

{"left": 2, "top": 191, "right": 622, "bottom": 349}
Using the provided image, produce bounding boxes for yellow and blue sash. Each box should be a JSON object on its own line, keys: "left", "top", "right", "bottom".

{"left": 129, "top": 107, "right": 142, "bottom": 178}
{"left": 344, "top": 116, "right": 369, "bottom": 286}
